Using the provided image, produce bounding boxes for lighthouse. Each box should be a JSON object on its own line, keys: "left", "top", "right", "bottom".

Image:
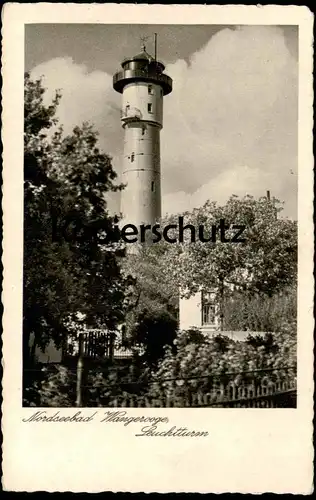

{"left": 113, "top": 39, "right": 172, "bottom": 239}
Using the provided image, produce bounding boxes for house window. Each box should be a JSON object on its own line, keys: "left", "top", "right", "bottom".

{"left": 131, "top": 152, "right": 135, "bottom": 162}
{"left": 148, "top": 103, "right": 153, "bottom": 113}
{"left": 201, "top": 291, "right": 216, "bottom": 326}
{"left": 148, "top": 85, "right": 153, "bottom": 95}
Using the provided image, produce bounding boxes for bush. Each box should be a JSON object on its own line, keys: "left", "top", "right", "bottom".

{"left": 85, "top": 359, "right": 152, "bottom": 407}
{"left": 23, "top": 321, "right": 296, "bottom": 407}
{"left": 128, "top": 309, "right": 177, "bottom": 368}
{"left": 23, "top": 364, "right": 76, "bottom": 407}
{"left": 146, "top": 321, "right": 297, "bottom": 399}
{"left": 23, "top": 358, "right": 154, "bottom": 407}
{"left": 223, "top": 286, "right": 296, "bottom": 332}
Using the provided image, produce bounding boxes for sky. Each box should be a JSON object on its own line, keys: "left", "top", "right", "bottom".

{"left": 25, "top": 24, "right": 298, "bottom": 219}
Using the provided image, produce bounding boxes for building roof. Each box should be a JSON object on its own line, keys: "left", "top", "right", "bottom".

{"left": 121, "top": 50, "right": 165, "bottom": 73}
{"left": 122, "top": 50, "right": 153, "bottom": 65}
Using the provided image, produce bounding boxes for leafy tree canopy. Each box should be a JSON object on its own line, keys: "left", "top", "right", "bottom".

{"left": 158, "top": 195, "right": 297, "bottom": 299}
{"left": 24, "top": 73, "right": 129, "bottom": 361}
{"left": 120, "top": 245, "right": 179, "bottom": 365}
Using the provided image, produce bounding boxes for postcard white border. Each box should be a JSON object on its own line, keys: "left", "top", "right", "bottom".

{"left": 2, "top": 3, "right": 314, "bottom": 493}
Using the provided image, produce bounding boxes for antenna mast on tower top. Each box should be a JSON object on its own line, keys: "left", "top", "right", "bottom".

{"left": 154, "top": 32, "right": 157, "bottom": 61}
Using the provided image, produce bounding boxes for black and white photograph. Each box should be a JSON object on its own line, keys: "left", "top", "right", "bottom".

{"left": 23, "top": 22, "right": 299, "bottom": 409}
{"left": 2, "top": 3, "right": 314, "bottom": 494}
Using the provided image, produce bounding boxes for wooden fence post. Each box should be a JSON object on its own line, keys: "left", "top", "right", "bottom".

{"left": 76, "top": 333, "right": 84, "bottom": 407}
{"left": 109, "top": 331, "right": 114, "bottom": 362}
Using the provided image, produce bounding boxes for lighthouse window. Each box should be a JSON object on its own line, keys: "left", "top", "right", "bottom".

{"left": 131, "top": 153, "right": 135, "bottom": 162}
{"left": 151, "top": 181, "right": 155, "bottom": 192}
{"left": 142, "top": 126, "right": 146, "bottom": 135}
{"left": 147, "top": 103, "right": 153, "bottom": 113}
{"left": 148, "top": 85, "right": 153, "bottom": 95}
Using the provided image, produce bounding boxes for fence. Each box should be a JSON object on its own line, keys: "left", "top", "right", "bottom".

{"left": 80, "top": 366, "right": 296, "bottom": 408}
{"left": 64, "top": 330, "right": 133, "bottom": 360}
{"left": 23, "top": 362, "right": 296, "bottom": 408}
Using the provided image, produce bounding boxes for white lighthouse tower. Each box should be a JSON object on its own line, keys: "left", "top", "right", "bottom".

{"left": 113, "top": 39, "right": 172, "bottom": 237}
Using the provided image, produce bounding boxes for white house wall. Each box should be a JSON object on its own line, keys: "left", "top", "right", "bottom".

{"left": 179, "top": 292, "right": 203, "bottom": 331}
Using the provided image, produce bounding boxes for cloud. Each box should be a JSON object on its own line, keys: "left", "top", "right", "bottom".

{"left": 30, "top": 57, "right": 123, "bottom": 213}
{"left": 30, "top": 25, "right": 298, "bottom": 219}
{"left": 30, "top": 57, "right": 122, "bottom": 167}
{"left": 162, "top": 25, "right": 297, "bottom": 218}
{"left": 163, "top": 164, "right": 297, "bottom": 218}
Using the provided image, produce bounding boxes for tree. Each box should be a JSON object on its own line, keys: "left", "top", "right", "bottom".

{"left": 159, "top": 195, "right": 297, "bottom": 309}
{"left": 121, "top": 244, "right": 179, "bottom": 366}
{"left": 23, "top": 73, "right": 129, "bottom": 366}
{"left": 130, "top": 309, "right": 178, "bottom": 368}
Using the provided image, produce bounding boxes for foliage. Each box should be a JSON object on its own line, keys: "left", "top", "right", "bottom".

{"left": 128, "top": 309, "right": 178, "bottom": 367}
{"left": 160, "top": 195, "right": 297, "bottom": 302}
{"left": 121, "top": 244, "right": 179, "bottom": 365}
{"left": 23, "top": 365, "right": 76, "bottom": 407}
{"left": 24, "top": 73, "right": 130, "bottom": 366}
{"left": 85, "top": 359, "right": 151, "bottom": 406}
{"left": 122, "top": 245, "right": 178, "bottom": 320}
{"left": 147, "top": 321, "right": 297, "bottom": 399}
{"left": 23, "top": 360, "right": 152, "bottom": 407}
{"left": 223, "top": 285, "right": 297, "bottom": 331}
{"left": 176, "top": 328, "right": 207, "bottom": 347}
